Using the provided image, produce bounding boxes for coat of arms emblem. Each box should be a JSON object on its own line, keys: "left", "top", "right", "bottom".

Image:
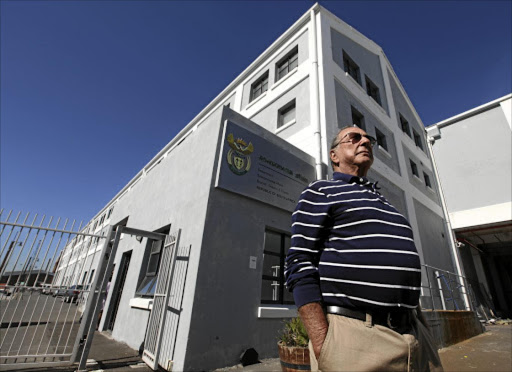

{"left": 226, "top": 133, "right": 254, "bottom": 176}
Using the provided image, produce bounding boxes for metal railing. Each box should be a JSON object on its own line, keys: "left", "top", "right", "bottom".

{"left": 0, "top": 210, "right": 106, "bottom": 368}
{"left": 420, "top": 264, "right": 475, "bottom": 312}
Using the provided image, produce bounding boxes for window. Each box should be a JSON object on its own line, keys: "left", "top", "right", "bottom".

{"left": 88, "top": 270, "right": 95, "bottom": 289}
{"left": 351, "top": 106, "right": 365, "bottom": 130}
{"left": 260, "top": 230, "right": 293, "bottom": 305}
{"left": 342, "top": 50, "right": 361, "bottom": 85}
{"left": 250, "top": 71, "right": 269, "bottom": 102}
{"left": 410, "top": 159, "right": 419, "bottom": 177}
{"left": 92, "top": 220, "right": 98, "bottom": 231}
{"left": 81, "top": 271, "right": 88, "bottom": 285}
{"left": 136, "top": 225, "right": 170, "bottom": 297}
{"left": 107, "top": 207, "right": 113, "bottom": 219}
{"left": 375, "top": 127, "right": 388, "bottom": 151}
{"left": 424, "top": 172, "right": 432, "bottom": 188}
{"left": 413, "top": 129, "right": 424, "bottom": 150}
{"left": 399, "top": 114, "right": 411, "bottom": 137}
{"left": 276, "top": 47, "right": 298, "bottom": 81}
{"left": 277, "top": 100, "right": 296, "bottom": 129}
{"left": 365, "top": 76, "right": 381, "bottom": 105}
{"left": 99, "top": 214, "right": 105, "bottom": 226}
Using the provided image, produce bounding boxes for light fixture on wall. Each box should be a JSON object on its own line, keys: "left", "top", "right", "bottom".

{"left": 136, "top": 235, "right": 143, "bottom": 243}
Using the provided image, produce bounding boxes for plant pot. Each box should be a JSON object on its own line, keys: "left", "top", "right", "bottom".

{"left": 277, "top": 341, "right": 310, "bottom": 372}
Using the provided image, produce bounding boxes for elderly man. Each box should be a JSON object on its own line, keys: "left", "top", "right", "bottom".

{"left": 285, "top": 126, "right": 442, "bottom": 371}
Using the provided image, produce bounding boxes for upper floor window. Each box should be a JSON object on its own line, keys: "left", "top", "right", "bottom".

{"left": 277, "top": 99, "right": 296, "bottom": 129}
{"left": 365, "top": 75, "right": 381, "bottom": 105}
{"left": 413, "top": 129, "right": 424, "bottom": 150}
{"left": 410, "top": 159, "right": 419, "bottom": 178}
{"left": 375, "top": 127, "right": 388, "bottom": 151}
{"left": 342, "top": 50, "right": 361, "bottom": 85}
{"left": 400, "top": 114, "right": 411, "bottom": 137}
{"left": 424, "top": 172, "right": 432, "bottom": 188}
{"left": 276, "top": 47, "right": 298, "bottom": 81}
{"left": 351, "top": 106, "right": 365, "bottom": 130}
{"left": 250, "top": 71, "right": 269, "bottom": 102}
{"left": 261, "top": 230, "right": 293, "bottom": 305}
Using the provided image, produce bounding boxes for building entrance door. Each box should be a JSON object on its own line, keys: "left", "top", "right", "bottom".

{"left": 107, "top": 251, "right": 131, "bottom": 331}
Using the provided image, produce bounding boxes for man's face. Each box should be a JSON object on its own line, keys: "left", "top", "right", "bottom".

{"left": 330, "top": 127, "right": 374, "bottom": 175}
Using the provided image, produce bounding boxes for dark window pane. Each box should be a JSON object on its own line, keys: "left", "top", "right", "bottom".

{"left": 262, "top": 253, "right": 281, "bottom": 278}
{"left": 261, "top": 279, "right": 280, "bottom": 303}
{"left": 264, "top": 231, "right": 281, "bottom": 254}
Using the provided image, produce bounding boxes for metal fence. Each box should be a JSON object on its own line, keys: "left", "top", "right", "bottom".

{"left": 0, "top": 210, "right": 107, "bottom": 369}
{"left": 420, "top": 264, "right": 475, "bottom": 312}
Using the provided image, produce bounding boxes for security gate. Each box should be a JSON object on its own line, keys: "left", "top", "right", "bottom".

{"left": 0, "top": 210, "right": 110, "bottom": 370}
{"left": 142, "top": 230, "right": 181, "bottom": 370}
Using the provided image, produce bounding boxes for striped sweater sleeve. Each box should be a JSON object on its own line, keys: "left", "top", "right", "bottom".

{"left": 284, "top": 183, "right": 331, "bottom": 308}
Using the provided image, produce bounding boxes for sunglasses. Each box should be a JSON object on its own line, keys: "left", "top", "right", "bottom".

{"left": 332, "top": 132, "right": 377, "bottom": 148}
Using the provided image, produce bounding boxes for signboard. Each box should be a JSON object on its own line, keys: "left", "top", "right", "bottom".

{"left": 215, "top": 120, "right": 315, "bottom": 212}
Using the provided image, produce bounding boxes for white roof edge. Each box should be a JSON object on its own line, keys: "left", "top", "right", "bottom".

{"left": 426, "top": 93, "right": 512, "bottom": 129}
{"left": 84, "top": 3, "right": 321, "bottom": 226}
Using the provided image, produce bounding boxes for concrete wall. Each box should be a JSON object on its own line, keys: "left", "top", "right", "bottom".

{"left": 424, "top": 310, "right": 484, "bottom": 349}
{"left": 96, "top": 106, "right": 225, "bottom": 360}
{"left": 241, "top": 30, "right": 309, "bottom": 109}
{"left": 402, "top": 143, "right": 439, "bottom": 204}
{"left": 429, "top": 104, "right": 512, "bottom": 215}
{"left": 413, "top": 198, "right": 455, "bottom": 273}
{"left": 330, "top": 27, "right": 389, "bottom": 114}
{"left": 334, "top": 79, "right": 401, "bottom": 175}
{"left": 387, "top": 69, "right": 427, "bottom": 154}
{"left": 250, "top": 77, "right": 310, "bottom": 139}
{"left": 183, "top": 109, "right": 316, "bottom": 371}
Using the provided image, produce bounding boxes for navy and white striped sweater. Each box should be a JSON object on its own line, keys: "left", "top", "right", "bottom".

{"left": 284, "top": 172, "right": 421, "bottom": 311}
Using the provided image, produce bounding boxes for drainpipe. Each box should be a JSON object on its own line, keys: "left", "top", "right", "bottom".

{"left": 426, "top": 133, "right": 471, "bottom": 310}
{"left": 310, "top": 8, "right": 323, "bottom": 180}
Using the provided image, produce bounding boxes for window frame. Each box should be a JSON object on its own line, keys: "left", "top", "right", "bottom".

{"left": 410, "top": 159, "right": 419, "bottom": 178}
{"left": 399, "top": 114, "right": 412, "bottom": 137}
{"left": 351, "top": 106, "right": 365, "bottom": 130}
{"left": 375, "top": 127, "right": 388, "bottom": 151}
{"left": 277, "top": 99, "right": 296, "bottom": 129}
{"left": 423, "top": 172, "right": 432, "bottom": 188}
{"left": 365, "top": 75, "right": 381, "bottom": 105}
{"left": 276, "top": 47, "right": 298, "bottom": 82}
{"left": 250, "top": 71, "right": 269, "bottom": 102}
{"left": 135, "top": 225, "right": 170, "bottom": 298}
{"left": 260, "top": 230, "right": 293, "bottom": 305}
{"left": 413, "top": 129, "right": 424, "bottom": 150}
{"left": 342, "top": 50, "right": 361, "bottom": 85}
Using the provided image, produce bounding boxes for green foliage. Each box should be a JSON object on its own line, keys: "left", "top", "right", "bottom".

{"left": 279, "top": 317, "right": 309, "bottom": 347}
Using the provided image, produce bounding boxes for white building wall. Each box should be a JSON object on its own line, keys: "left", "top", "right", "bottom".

{"left": 426, "top": 95, "right": 512, "bottom": 228}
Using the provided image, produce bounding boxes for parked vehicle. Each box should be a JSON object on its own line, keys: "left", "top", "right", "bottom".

{"left": 52, "top": 287, "right": 67, "bottom": 297}
{"left": 64, "top": 285, "right": 84, "bottom": 303}
{"left": 41, "top": 284, "right": 53, "bottom": 295}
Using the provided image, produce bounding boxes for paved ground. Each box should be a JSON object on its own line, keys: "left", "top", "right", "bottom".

{"left": 3, "top": 325, "right": 510, "bottom": 371}
{"left": 215, "top": 325, "right": 512, "bottom": 372}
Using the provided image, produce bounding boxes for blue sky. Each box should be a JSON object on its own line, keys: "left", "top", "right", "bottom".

{"left": 1, "top": 0, "right": 511, "bottom": 224}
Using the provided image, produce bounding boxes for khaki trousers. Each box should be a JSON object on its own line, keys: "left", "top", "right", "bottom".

{"left": 308, "top": 312, "right": 443, "bottom": 372}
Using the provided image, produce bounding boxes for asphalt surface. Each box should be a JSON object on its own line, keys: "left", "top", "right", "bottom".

{"left": 2, "top": 324, "right": 510, "bottom": 371}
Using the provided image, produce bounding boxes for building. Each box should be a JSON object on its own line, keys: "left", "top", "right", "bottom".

{"left": 426, "top": 94, "right": 512, "bottom": 319}
{"left": 53, "top": 4, "right": 476, "bottom": 370}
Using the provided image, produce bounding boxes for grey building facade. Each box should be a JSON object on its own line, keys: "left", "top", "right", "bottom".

{"left": 54, "top": 4, "right": 463, "bottom": 370}
{"left": 426, "top": 94, "right": 512, "bottom": 319}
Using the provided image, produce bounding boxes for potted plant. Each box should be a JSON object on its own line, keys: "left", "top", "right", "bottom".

{"left": 278, "top": 317, "right": 310, "bottom": 372}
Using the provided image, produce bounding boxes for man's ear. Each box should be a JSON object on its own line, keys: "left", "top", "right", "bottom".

{"left": 330, "top": 150, "right": 338, "bottom": 166}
